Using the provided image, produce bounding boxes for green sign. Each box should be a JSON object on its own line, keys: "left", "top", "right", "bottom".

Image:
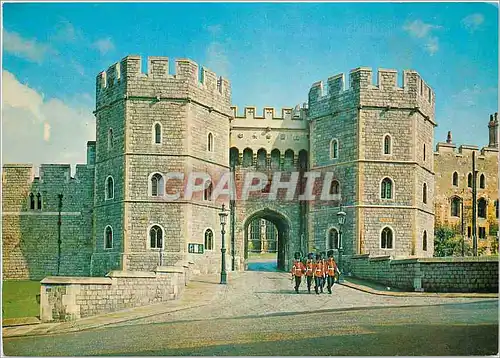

{"left": 188, "top": 243, "right": 204, "bottom": 254}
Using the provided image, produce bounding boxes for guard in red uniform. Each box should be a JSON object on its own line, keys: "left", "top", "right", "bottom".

{"left": 314, "top": 253, "right": 325, "bottom": 294}
{"left": 304, "top": 252, "right": 315, "bottom": 293}
{"left": 325, "top": 250, "right": 339, "bottom": 294}
{"left": 290, "top": 252, "right": 305, "bottom": 293}
{"left": 320, "top": 251, "right": 327, "bottom": 291}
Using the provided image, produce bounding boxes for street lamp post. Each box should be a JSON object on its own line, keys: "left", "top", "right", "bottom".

{"left": 337, "top": 206, "right": 346, "bottom": 283}
{"left": 219, "top": 204, "right": 229, "bottom": 284}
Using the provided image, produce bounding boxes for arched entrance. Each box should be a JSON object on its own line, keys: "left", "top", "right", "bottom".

{"left": 243, "top": 209, "right": 290, "bottom": 271}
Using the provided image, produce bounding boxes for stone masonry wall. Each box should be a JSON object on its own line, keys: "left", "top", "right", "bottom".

{"left": 434, "top": 138, "right": 499, "bottom": 254}
{"left": 40, "top": 265, "right": 192, "bottom": 322}
{"left": 347, "top": 254, "right": 499, "bottom": 293}
{"left": 2, "top": 163, "right": 94, "bottom": 279}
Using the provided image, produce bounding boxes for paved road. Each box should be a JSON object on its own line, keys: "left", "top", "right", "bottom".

{"left": 3, "top": 259, "right": 498, "bottom": 356}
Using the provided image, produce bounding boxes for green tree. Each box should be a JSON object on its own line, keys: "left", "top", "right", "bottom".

{"left": 434, "top": 226, "right": 471, "bottom": 257}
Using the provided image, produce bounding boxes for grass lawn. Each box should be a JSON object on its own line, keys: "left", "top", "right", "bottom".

{"left": 2, "top": 280, "right": 40, "bottom": 319}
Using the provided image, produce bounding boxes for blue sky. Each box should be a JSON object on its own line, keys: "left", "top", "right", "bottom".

{"left": 2, "top": 2, "right": 498, "bottom": 166}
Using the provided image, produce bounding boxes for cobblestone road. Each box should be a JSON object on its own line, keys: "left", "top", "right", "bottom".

{"left": 3, "top": 260, "right": 498, "bottom": 356}
{"left": 110, "top": 259, "right": 496, "bottom": 327}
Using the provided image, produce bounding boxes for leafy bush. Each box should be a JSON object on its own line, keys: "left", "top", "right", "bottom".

{"left": 434, "top": 226, "right": 471, "bottom": 257}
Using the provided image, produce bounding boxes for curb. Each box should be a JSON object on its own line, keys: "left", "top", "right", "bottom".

{"left": 341, "top": 281, "right": 499, "bottom": 298}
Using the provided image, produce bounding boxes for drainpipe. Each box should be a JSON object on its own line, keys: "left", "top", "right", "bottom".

{"left": 472, "top": 151, "right": 478, "bottom": 256}
{"left": 56, "top": 193, "right": 63, "bottom": 275}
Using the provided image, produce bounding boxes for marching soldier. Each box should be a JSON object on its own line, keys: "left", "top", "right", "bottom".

{"left": 325, "top": 250, "right": 339, "bottom": 294}
{"left": 291, "top": 252, "right": 305, "bottom": 293}
{"left": 304, "top": 252, "right": 315, "bottom": 293}
{"left": 321, "top": 251, "right": 327, "bottom": 291}
{"left": 314, "top": 253, "right": 325, "bottom": 294}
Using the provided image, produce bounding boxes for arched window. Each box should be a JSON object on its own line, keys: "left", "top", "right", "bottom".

{"left": 242, "top": 148, "right": 253, "bottom": 167}
{"left": 467, "top": 173, "right": 472, "bottom": 188}
{"left": 204, "top": 180, "right": 212, "bottom": 201}
{"left": 104, "top": 226, "right": 113, "bottom": 249}
{"left": 108, "top": 128, "right": 113, "bottom": 150}
{"left": 423, "top": 144, "right": 426, "bottom": 161}
{"left": 204, "top": 229, "right": 214, "bottom": 250}
{"left": 329, "top": 180, "right": 340, "bottom": 195}
{"left": 154, "top": 123, "right": 161, "bottom": 144}
{"left": 36, "top": 193, "right": 42, "bottom": 210}
{"left": 328, "top": 228, "right": 339, "bottom": 250}
{"left": 422, "top": 183, "right": 427, "bottom": 204}
{"left": 450, "top": 197, "right": 461, "bottom": 217}
{"left": 422, "top": 231, "right": 427, "bottom": 251}
{"left": 207, "top": 132, "right": 214, "bottom": 152}
{"left": 478, "top": 198, "right": 487, "bottom": 218}
{"left": 230, "top": 147, "right": 240, "bottom": 167}
{"left": 479, "top": 174, "right": 485, "bottom": 189}
{"left": 381, "top": 227, "right": 393, "bottom": 249}
{"left": 298, "top": 150, "right": 308, "bottom": 171}
{"left": 383, "top": 135, "right": 391, "bottom": 155}
{"left": 105, "top": 176, "right": 114, "bottom": 200}
{"left": 284, "top": 149, "right": 294, "bottom": 169}
{"left": 29, "top": 193, "right": 35, "bottom": 210}
{"left": 270, "top": 149, "right": 281, "bottom": 170}
{"left": 150, "top": 225, "right": 163, "bottom": 249}
{"left": 381, "top": 178, "right": 393, "bottom": 199}
{"left": 150, "top": 173, "right": 164, "bottom": 197}
{"left": 257, "top": 149, "right": 267, "bottom": 169}
{"left": 452, "top": 172, "right": 459, "bottom": 186}
{"left": 330, "top": 139, "right": 338, "bottom": 159}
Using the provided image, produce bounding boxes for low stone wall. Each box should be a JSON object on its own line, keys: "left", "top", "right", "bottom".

{"left": 40, "top": 262, "right": 193, "bottom": 322}
{"left": 346, "top": 255, "right": 499, "bottom": 293}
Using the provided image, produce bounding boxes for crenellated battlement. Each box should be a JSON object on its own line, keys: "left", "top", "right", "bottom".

{"left": 96, "top": 55, "right": 231, "bottom": 111}
{"left": 308, "top": 67, "right": 435, "bottom": 121}
{"left": 2, "top": 163, "right": 95, "bottom": 184}
{"left": 231, "top": 104, "right": 307, "bottom": 121}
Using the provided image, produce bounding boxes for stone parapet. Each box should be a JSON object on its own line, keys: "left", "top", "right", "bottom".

{"left": 40, "top": 265, "right": 189, "bottom": 322}
{"left": 346, "top": 254, "right": 499, "bottom": 293}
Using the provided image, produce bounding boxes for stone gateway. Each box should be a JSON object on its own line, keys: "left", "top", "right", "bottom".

{"left": 2, "top": 55, "right": 498, "bottom": 280}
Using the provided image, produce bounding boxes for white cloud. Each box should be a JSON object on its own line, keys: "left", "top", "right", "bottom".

{"left": 3, "top": 29, "right": 50, "bottom": 63}
{"left": 43, "top": 122, "right": 51, "bottom": 142}
{"left": 462, "top": 13, "right": 484, "bottom": 32}
{"left": 403, "top": 20, "right": 441, "bottom": 38}
{"left": 52, "top": 20, "right": 79, "bottom": 42}
{"left": 205, "top": 25, "right": 230, "bottom": 78}
{"left": 2, "top": 70, "right": 96, "bottom": 166}
{"left": 424, "top": 37, "right": 439, "bottom": 56}
{"left": 403, "top": 20, "right": 442, "bottom": 55}
{"left": 206, "top": 42, "right": 230, "bottom": 78}
{"left": 93, "top": 37, "right": 115, "bottom": 55}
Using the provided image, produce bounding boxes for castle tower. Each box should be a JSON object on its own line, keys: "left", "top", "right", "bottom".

{"left": 488, "top": 112, "right": 498, "bottom": 148}
{"left": 308, "top": 68, "right": 436, "bottom": 259}
{"left": 91, "top": 55, "right": 232, "bottom": 275}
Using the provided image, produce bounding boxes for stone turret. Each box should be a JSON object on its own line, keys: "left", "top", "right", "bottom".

{"left": 488, "top": 112, "right": 498, "bottom": 148}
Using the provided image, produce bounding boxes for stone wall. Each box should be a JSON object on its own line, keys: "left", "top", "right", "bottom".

{"left": 434, "top": 130, "right": 499, "bottom": 254}
{"left": 347, "top": 254, "right": 499, "bottom": 293}
{"left": 40, "top": 263, "right": 193, "bottom": 322}
{"left": 2, "top": 162, "right": 94, "bottom": 280}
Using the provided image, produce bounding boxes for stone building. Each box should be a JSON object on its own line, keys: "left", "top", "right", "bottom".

{"left": 434, "top": 114, "right": 499, "bottom": 254}
{"left": 2, "top": 54, "right": 496, "bottom": 279}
